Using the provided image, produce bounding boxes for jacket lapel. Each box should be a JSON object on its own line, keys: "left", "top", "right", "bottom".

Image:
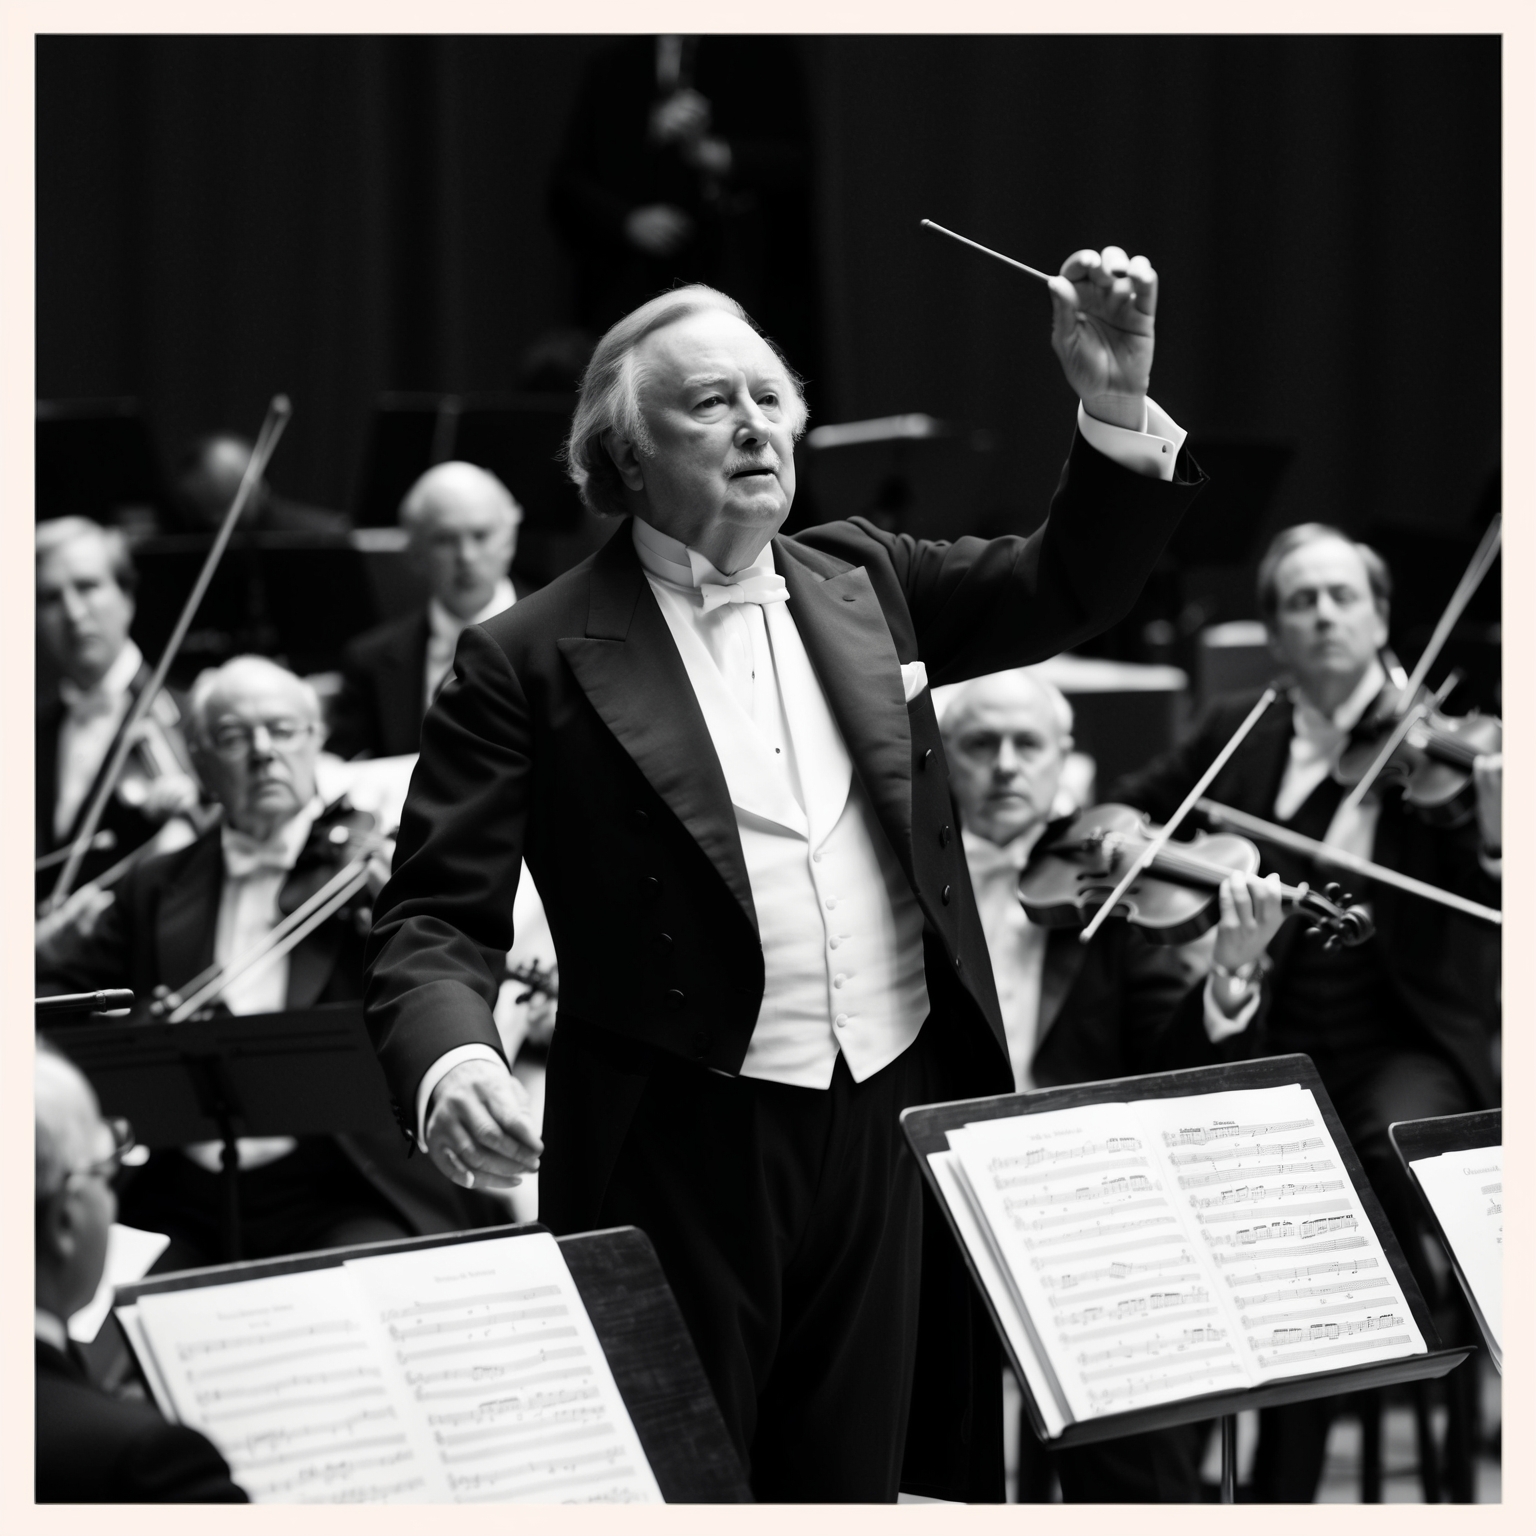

{"left": 285, "top": 910, "right": 343, "bottom": 1009}
{"left": 775, "top": 537, "right": 915, "bottom": 875}
{"left": 156, "top": 832, "right": 224, "bottom": 991}
{"left": 383, "top": 615, "right": 431, "bottom": 748}
{"left": 558, "top": 528, "right": 757, "bottom": 932}
{"left": 1035, "top": 926, "right": 1087, "bottom": 1059}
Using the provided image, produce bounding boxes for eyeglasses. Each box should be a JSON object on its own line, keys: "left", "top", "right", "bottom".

{"left": 67, "top": 1118, "right": 138, "bottom": 1188}
{"left": 205, "top": 719, "right": 316, "bottom": 760}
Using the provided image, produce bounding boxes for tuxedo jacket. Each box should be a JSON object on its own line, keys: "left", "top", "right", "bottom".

{"left": 36, "top": 1338, "right": 247, "bottom": 1502}
{"left": 36, "top": 815, "right": 501, "bottom": 1239}
{"left": 1109, "top": 689, "right": 1500, "bottom": 1106}
{"left": 35, "top": 662, "right": 190, "bottom": 901}
{"left": 329, "top": 580, "right": 532, "bottom": 761}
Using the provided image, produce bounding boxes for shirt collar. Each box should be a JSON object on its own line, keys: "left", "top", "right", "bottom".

{"left": 220, "top": 795, "right": 325, "bottom": 871}
{"left": 1293, "top": 657, "right": 1388, "bottom": 734}
{"left": 427, "top": 578, "right": 516, "bottom": 644}
{"left": 961, "top": 820, "right": 1048, "bottom": 878}
{"left": 632, "top": 517, "right": 777, "bottom": 592}
{"left": 35, "top": 1308, "right": 68, "bottom": 1352}
{"left": 58, "top": 638, "right": 143, "bottom": 710}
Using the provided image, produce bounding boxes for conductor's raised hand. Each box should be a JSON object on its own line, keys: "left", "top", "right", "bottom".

{"left": 1048, "top": 246, "right": 1157, "bottom": 430}
{"left": 425, "top": 1058, "right": 543, "bottom": 1191}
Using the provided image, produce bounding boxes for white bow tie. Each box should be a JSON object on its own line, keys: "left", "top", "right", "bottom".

{"left": 59, "top": 680, "right": 118, "bottom": 724}
{"left": 699, "top": 570, "right": 790, "bottom": 615}
{"left": 1292, "top": 700, "right": 1351, "bottom": 760}
{"left": 223, "top": 831, "right": 299, "bottom": 880}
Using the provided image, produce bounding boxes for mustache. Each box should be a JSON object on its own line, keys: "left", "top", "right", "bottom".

{"left": 727, "top": 453, "right": 781, "bottom": 477}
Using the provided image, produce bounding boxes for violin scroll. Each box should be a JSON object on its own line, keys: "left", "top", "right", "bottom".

{"left": 1298, "top": 882, "right": 1374, "bottom": 950}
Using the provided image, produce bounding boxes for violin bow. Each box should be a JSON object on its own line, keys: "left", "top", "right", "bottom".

{"left": 1336, "top": 513, "right": 1502, "bottom": 820}
{"left": 1078, "top": 688, "right": 1279, "bottom": 945}
{"left": 1197, "top": 798, "right": 1501, "bottom": 927}
{"left": 48, "top": 395, "right": 294, "bottom": 907}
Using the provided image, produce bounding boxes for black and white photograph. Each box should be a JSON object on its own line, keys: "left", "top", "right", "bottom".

{"left": 15, "top": 11, "right": 1523, "bottom": 1513}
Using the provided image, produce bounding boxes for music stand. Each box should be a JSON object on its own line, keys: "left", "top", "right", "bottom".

{"left": 43, "top": 1002, "right": 401, "bottom": 1263}
{"left": 902, "top": 1053, "right": 1471, "bottom": 1503}
{"left": 1390, "top": 1109, "right": 1503, "bottom": 1373}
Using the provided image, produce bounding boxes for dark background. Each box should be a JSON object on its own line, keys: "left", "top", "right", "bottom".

{"left": 36, "top": 34, "right": 1501, "bottom": 634}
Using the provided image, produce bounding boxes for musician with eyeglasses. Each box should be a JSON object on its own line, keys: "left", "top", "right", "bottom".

{"left": 36, "top": 1041, "right": 248, "bottom": 1501}
{"left": 36, "top": 654, "right": 505, "bottom": 1270}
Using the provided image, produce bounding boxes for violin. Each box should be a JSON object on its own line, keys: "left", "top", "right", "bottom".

{"left": 1017, "top": 804, "right": 1374, "bottom": 950}
{"left": 281, "top": 800, "right": 383, "bottom": 925}
{"left": 1334, "top": 686, "right": 1501, "bottom": 828}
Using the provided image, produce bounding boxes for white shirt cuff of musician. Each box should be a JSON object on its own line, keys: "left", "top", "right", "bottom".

{"left": 1202, "top": 975, "right": 1262, "bottom": 1042}
{"left": 415, "top": 1043, "right": 506, "bottom": 1150}
{"left": 1076, "top": 398, "right": 1186, "bottom": 482}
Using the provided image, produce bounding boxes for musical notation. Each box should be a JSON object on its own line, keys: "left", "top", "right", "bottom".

{"left": 1167, "top": 1137, "right": 1326, "bottom": 1167}
{"left": 1409, "top": 1144, "right": 1503, "bottom": 1365}
{"left": 1178, "top": 1159, "right": 1335, "bottom": 1188}
{"left": 1163, "top": 1118, "right": 1312, "bottom": 1147}
{"left": 1191, "top": 1179, "right": 1345, "bottom": 1209}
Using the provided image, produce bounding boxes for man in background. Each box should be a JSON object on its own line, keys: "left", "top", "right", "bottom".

{"left": 36, "top": 1042, "right": 247, "bottom": 1502}
{"left": 328, "top": 461, "right": 527, "bottom": 760}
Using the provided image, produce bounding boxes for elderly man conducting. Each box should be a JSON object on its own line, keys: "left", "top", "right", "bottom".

{"left": 366, "top": 248, "right": 1206, "bottom": 1502}
{"left": 39, "top": 655, "right": 500, "bottom": 1269}
{"left": 942, "top": 669, "right": 1283, "bottom": 1502}
{"left": 329, "top": 462, "right": 528, "bottom": 760}
{"left": 36, "top": 1044, "right": 247, "bottom": 1502}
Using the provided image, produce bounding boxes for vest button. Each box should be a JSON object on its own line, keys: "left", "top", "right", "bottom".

{"left": 665, "top": 988, "right": 686, "bottom": 1010}
{"left": 921, "top": 748, "right": 934, "bottom": 771}
{"left": 632, "top": 808, "right": 649, "bottom": 828}
{"left": 640, "top": 876, "right": 661, "bottom": 899}
{"left": 939, "top": 823, "right": 952, "bottom": 848}
{"left": 942, "top": 884, "right": 952, "bottom": 905}
{"left": 654, "top": 932, "right": 674, "bottom": 954}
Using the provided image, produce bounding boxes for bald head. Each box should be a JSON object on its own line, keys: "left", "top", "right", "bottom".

{"left": 400, "top": 462, "right": 522, "bottom": 621}
{"left": 36, "top": 1048, "right": 101, "bottom": 1204}
{"left": 941, "top": 670, "right": 1074, "bottom": 848}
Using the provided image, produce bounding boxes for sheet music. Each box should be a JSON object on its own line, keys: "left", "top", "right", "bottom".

{"left": 1410, "top": 1143, "right": 1501, "bottom": 1366}
{"left": 950, "top": 1102, "right": 1245, "bottom": 1422}
{"left": 343, "top": 1233, "right": 662, "bottom": 1504}
{"left": 1136, "top": 1085, "right": 1426, "bottom": 1383}
{"left": 947, "top": 1083, "right": 1426, "bottom": 1426}
{"left": 135, "top": 1267, "right": 443, "bottom": 1503}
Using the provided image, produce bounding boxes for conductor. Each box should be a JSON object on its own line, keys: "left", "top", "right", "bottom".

{"left": 365, "top": 248, "right": 1205, "bottom": 1501}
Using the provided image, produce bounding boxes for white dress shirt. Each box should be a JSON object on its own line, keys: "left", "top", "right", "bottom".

{"left": 183, "top": 800, "right": 321, "bottom": 1173}
{"left": 425, "top": 578, "right": 517, "bottom": 710}
{"left": 413, "top": 405, "right": 1186, "bottom": 1141}
{"left": 54, "top": 640, "right": 143, "bottom": 841}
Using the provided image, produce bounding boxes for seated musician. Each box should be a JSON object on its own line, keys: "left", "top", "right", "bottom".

{"left": 942, "top": 668, "right": 1284, "bottom": 1502}
{"left": 36, "top": 517, "right": 198, "bottom": 903}
{"left": 36, "top": 655, "right": 505, "bottom": 1270}
{"left": 1108, "top": 523, "right": 1502, "bottom": 1502}
{"left": 36, "top": 1042, "right": 246, "bottom": 1502}
{"left": 327, "top": 462, "right": 532, "bottom": 760}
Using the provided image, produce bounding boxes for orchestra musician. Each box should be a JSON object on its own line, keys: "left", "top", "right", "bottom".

{"left": 36, "top": 1042, "right": 247, "bottom": 1502}
{"left": 1108, "top": 522, "right": 1501, "bottom": 1501}
{"left": 364, "top": 250, "right": 1207, "bottom": 1502}
{"left": 942, "top": 667, "right": 1285, "bottom": 1501}
{"left": 35, "top": 517, "right": 199, "bottom": 903}
{"left": 328, "top": 462, "right": 531, "bottom": 760}
{"left": 37, "top": 655, "right": 504, "bottom": 1271}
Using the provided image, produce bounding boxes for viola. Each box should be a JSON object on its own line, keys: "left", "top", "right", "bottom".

{"left": 1017, "top": 804, "right": 1373, "bottom": 950}
{"left": 280, "top": 801, "right": 382, "bottom": 920}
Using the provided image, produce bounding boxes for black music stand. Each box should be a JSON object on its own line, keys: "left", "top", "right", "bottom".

{"left": 114, "top": 1223, "right": 751, "bottom": 1503}
{"left": 902, "top": 1053, "right": 1471, "bottom": 1503}
{"left": 1390, "top": 1109, "right": 1503, "bottom": 1373}
{"left": 43, "top": 1002, "right": 400, "bottom": 1263}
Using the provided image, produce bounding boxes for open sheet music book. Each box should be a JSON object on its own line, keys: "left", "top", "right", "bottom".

{"left": 117, "top": 1231, "right": 663, "bottom": 1504}
{"left": 930, "top": 1082, "right": 1427, "bottom": 1437}
{"left": 1408, "top": 1142, "right": 1502, "bottom": 1371}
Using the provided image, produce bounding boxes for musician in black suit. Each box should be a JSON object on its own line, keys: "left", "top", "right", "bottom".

{"left": 1108, "top": 523, "right": 1502, "bottom": 1500}
{"left": 365, "top": 249, "right": 1205, "bottom": 1501}
{"left": 37, "top": 656, "right": 501, "bottom": 1271}
{"left": 36, "top": 1042, "right": 247, "bottom": 1502}
{"left": 35, "top": 517, "right": 198, "bottom": 903}
{"left": 942, "top": 667, "right": 1285, "bottom": 1500}
{"left": 328, "top": 462, "right": 529, "bottom": 760}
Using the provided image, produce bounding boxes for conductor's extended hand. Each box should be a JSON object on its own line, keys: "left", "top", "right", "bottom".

{"left": 1048, "top": 246, "right": 1157, "bottom": 431}
{"left": 425, "top": 1058, "right": 544, "bottom": 1191}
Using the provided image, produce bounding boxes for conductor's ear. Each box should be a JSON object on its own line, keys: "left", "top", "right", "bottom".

{"left": 602, "top": 430, "right": 647, "bottom": 493}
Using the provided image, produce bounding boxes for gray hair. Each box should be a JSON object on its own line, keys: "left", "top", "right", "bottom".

{"left": 186, "top": 655, "right": 321, "bottom": 746}
{"left": 940, "top": 668, "right": 1075, "bottom": 744}
{"left": 562, "top": 284, "right": 809, "bottom": 518}
{"left": 398, "top": 461, "right": 523, "bottom": 535}
{"left": 36, "top": 1043, "right": 96, "bottom": 1205}
{"left": 36, "top": 516, "right": 137, "bottom": 595}
{"left": 1256, "top": 523, "right": 1391, "bottom": 625}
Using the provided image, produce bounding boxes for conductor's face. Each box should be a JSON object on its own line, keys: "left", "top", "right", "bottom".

{"left": 622, "top": 309, "right": 797, "bottom": 568}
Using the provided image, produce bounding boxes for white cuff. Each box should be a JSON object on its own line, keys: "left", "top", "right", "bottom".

{"left": 1203, "top": 976, "right": 1261, "bottom": 1043}
{"left": 1077, "top": 397, "right": 1186, "bottom": 482}
{"left": 415, "top": 1044, "right": 506, "bottom": 1150}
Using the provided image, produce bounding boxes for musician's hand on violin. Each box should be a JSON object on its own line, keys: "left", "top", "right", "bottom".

{"left": 1474, "top": 752, "right": 1502, "bottom": 856}
{"left": 1049, "top": 246, "right": 1156, "bottom": 430}
{"left": 1213, "top": 872, "right": 1285, "bottom": 975}
{"left": 425, "top": 1058, "right": 543, "bottom": 1192}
